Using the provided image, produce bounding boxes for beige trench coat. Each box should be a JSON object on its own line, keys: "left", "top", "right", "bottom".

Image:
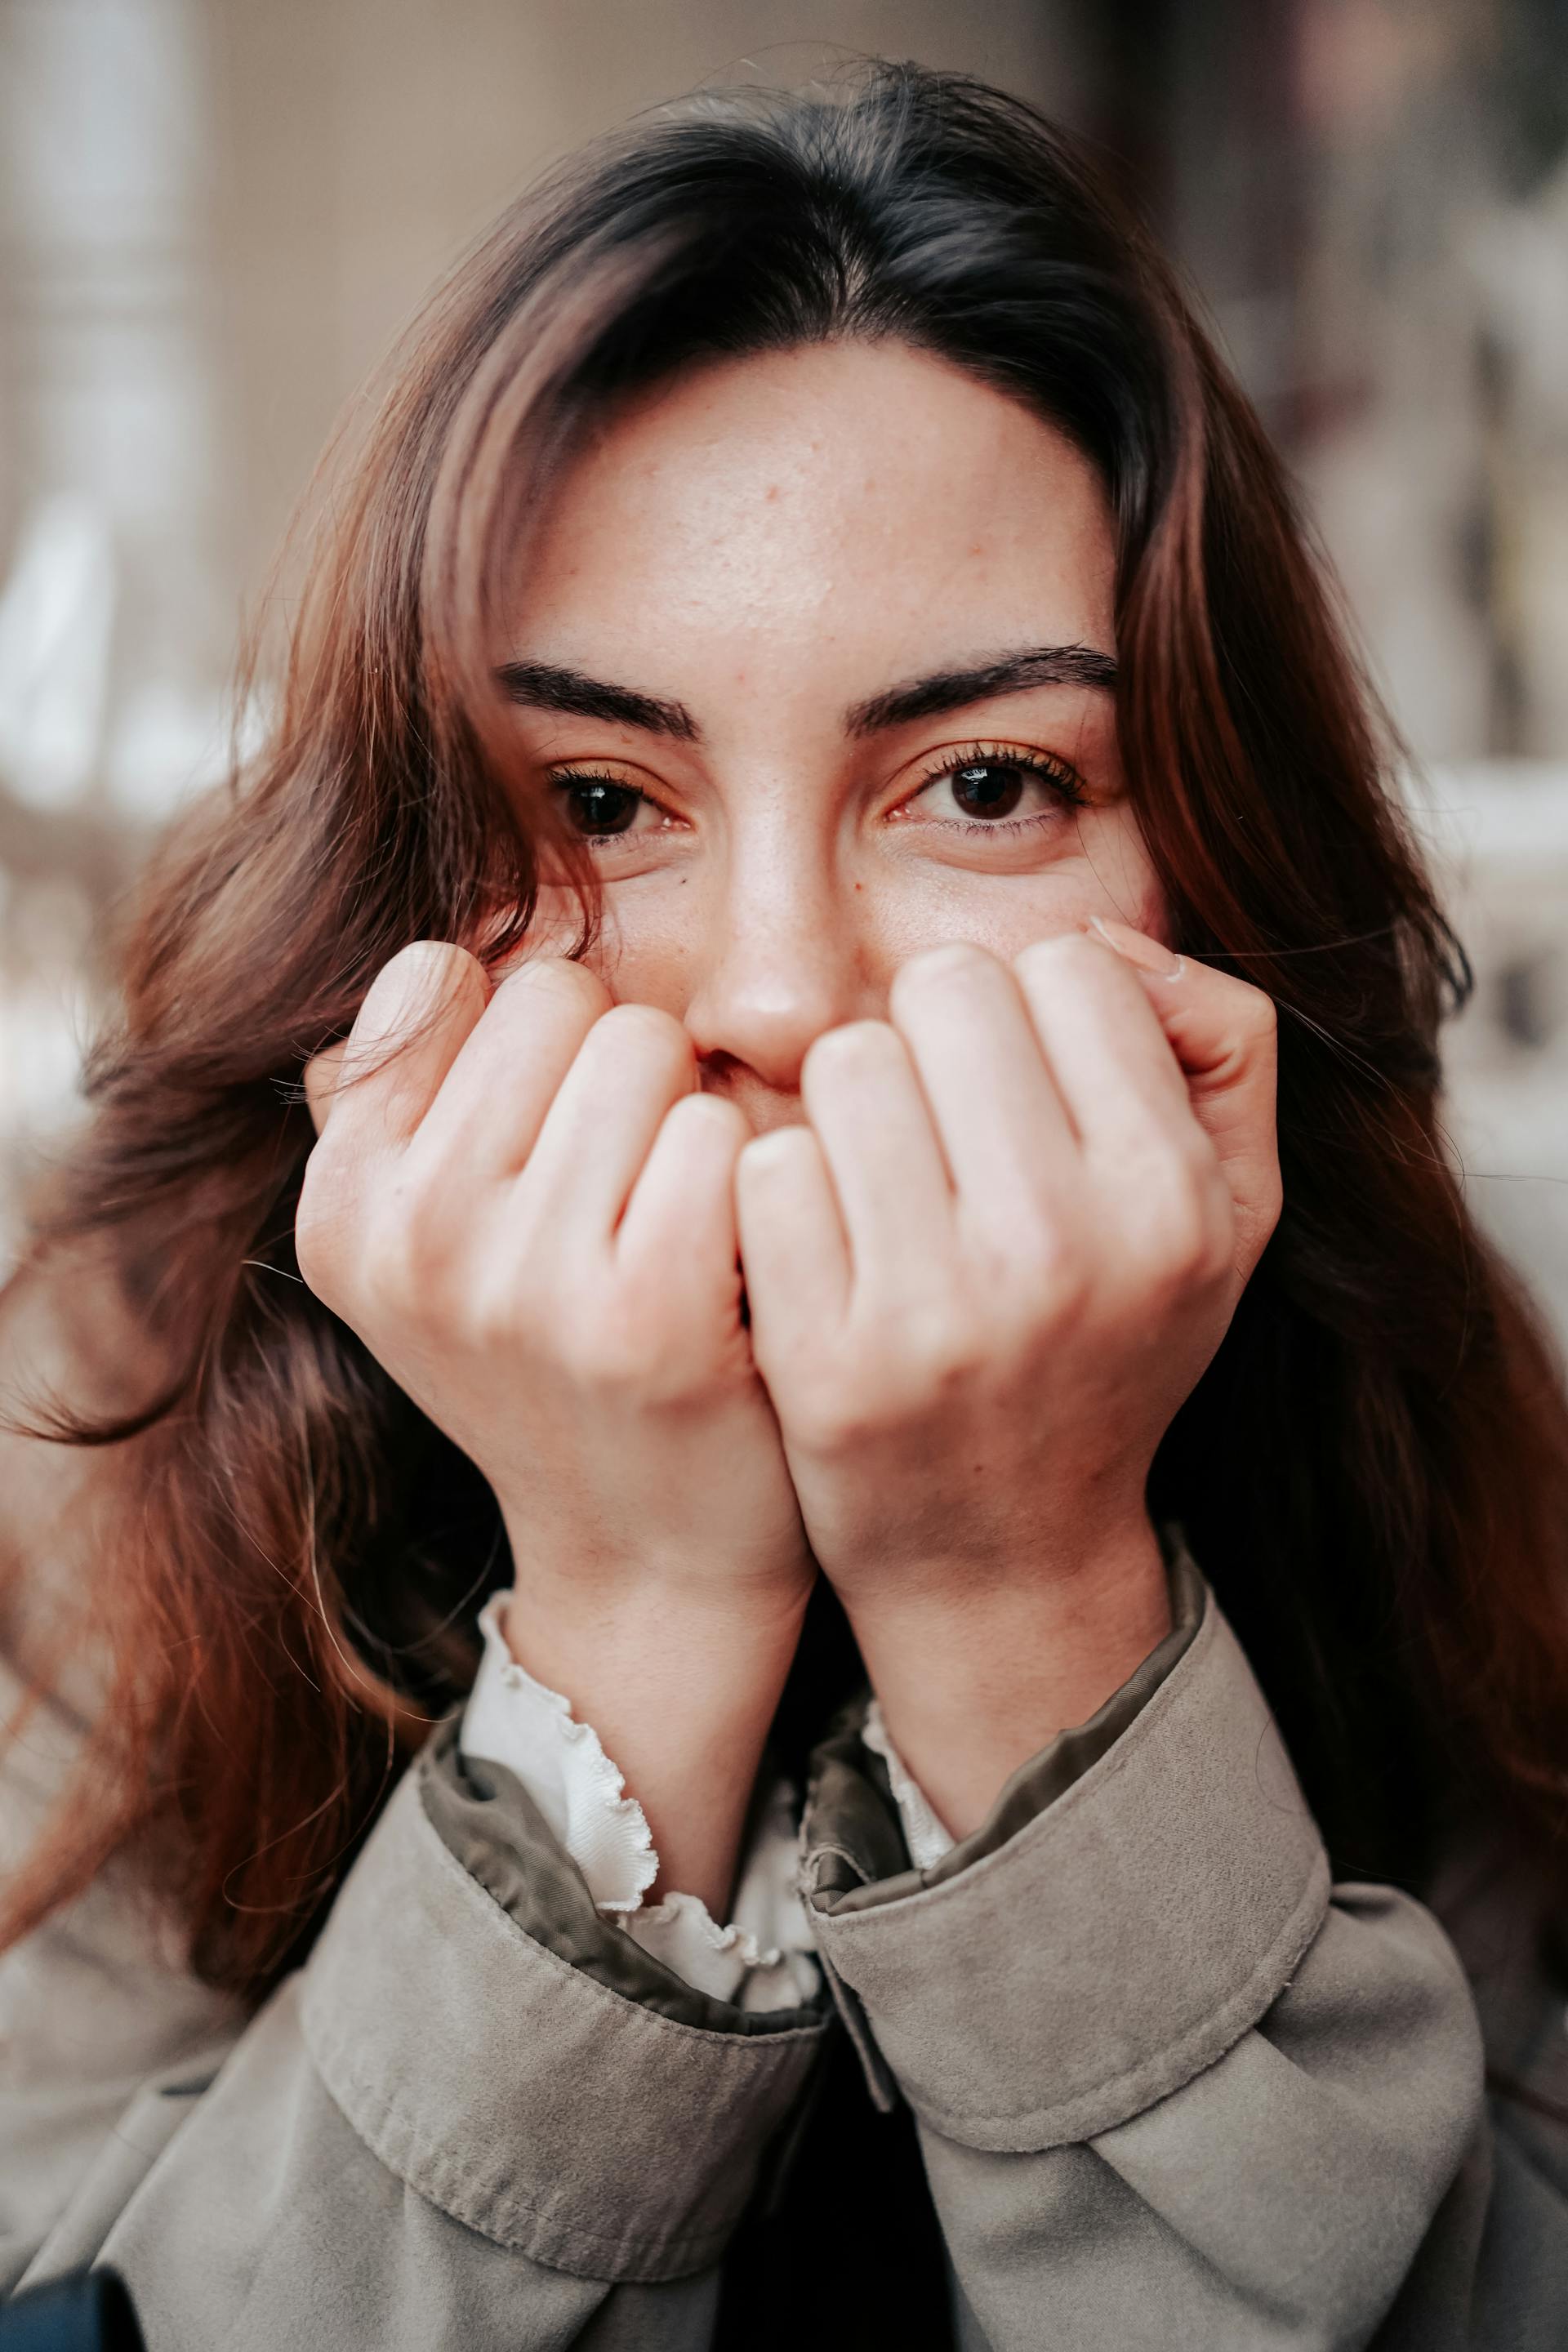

{"left": 2, "top": 1541, "right": 1566, "bottom": 2348}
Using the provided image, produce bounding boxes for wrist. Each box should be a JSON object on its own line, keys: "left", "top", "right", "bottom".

{"left": 494, "top": 1486, "right": 816, "bottom": 1619}
{"left": 847, "top": 1514, "right": 1170, "bottom": 1842}
{"left": 502, "top": 1574, "right": 810, "bottom": 1741}
{"left": 498, "top": 1548, "right": 811, "bottom": 1918}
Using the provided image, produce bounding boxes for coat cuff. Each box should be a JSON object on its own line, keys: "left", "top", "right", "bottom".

{"left": 300, "top": 1731, "right": 827, "bottom": 2283}
{"left": 802, "top": 1566, "right": 1330, "bottom": 2154}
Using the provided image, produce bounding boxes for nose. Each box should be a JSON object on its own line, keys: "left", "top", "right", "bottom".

{"left": 682, "top": 832, "right": 872, "bottom": 1098}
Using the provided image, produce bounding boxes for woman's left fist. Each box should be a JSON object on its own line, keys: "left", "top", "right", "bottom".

{"left": 735, "top": 928, "right": 1281, "bottom": 1619}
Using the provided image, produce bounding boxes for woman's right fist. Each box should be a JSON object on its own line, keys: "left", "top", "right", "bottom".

{"left": 295, "top": 944, "right": 811, "bottom": 1615}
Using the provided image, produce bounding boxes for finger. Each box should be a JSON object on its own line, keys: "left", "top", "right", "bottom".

{"left": 519, "top": 1001, "right": 696, "bottom": 1244}
{"left": 327, "top": 942, "right": 488, "bottom": 1152}
{"left": 1012, "top": 932, "right": 1195, "bottom": 1160}
{"left": 303, "top": 1041, "right": 348, "bottom": 1136}
{"left": 414, "top": 956, "right": 611, "bottom": 1182}
{"left": 736, "top": 1125, "right": 850, "bottom": 1370}
{"left": 1011, "top": 931, "right": 1228, "bottom": 1281}
{"left": 1084, "top": 916, "right": 1281, "bottom": 1265}
{"left": 617, "top": 1091, "right": 749, "bottom": 1310}
{"left": 885, "top": 944, "right": 1080, "bottom": 1223}
{"left": 798, "top": 1022, "right": 953, "bottom": 1291}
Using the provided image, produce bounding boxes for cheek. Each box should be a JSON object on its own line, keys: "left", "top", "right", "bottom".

{"left": 869, "top": 817, "right": 1170, "bottom": 973}
{"left": 564, "top": 888, "right": 706, "bottom": 1017}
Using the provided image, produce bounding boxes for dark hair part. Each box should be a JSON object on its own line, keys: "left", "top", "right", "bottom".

{"left": 7, "top": 61, "right": 1567, "bottom": 1996}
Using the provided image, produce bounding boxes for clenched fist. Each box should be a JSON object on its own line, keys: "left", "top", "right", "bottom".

{"left": 296, "top": 943, "right": 810, "bottom": 1615}
{"left": 735, "top": 924, "right": 1281, "bottom": 1833}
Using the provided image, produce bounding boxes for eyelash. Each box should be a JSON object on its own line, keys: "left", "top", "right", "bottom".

{"left": 899, "top": 742, "right": 1088, "bottom": 835}
{"left": 545, "top": 741, "right": 1089, "bottom": 850}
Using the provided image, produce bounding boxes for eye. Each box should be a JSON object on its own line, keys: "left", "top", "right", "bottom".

{"left": 947, "top": 760, "right": 1034, "bottom": 821}
{"left": 897, "top": 745, "right": 1086, "bottom": 831}
{"left": 550, "top": 773, "right": 657, "bottom": 840}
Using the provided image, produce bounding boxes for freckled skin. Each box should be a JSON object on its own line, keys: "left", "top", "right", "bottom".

{"left": 307, "top": 343, "right": 1278, "bottom": 1884}
{"left": 503, "top": 341, "right": 1167, "bottom": 1134}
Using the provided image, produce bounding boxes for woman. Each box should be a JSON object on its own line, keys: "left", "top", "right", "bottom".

{"left": 2, "top": 60, "right": 1566, "bottom": 2349}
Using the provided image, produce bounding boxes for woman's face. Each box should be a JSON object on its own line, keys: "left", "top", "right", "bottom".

{"left": 501, "top": 340, "right": 1169, "bottom": 1134}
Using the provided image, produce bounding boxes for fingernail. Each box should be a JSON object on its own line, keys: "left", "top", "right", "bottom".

{"left": 1085, "top": 915, "right": 1185, "bottom": 982}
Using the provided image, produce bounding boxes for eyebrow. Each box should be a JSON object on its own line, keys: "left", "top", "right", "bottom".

{"left": 494, "top": 640, "right": 1117, "bottom": 747}
{"left": 495, "top": 659, "right": 699, "bottom": 741}
{"left": 843, "top": 644, "right": 1119, "bottom": 735}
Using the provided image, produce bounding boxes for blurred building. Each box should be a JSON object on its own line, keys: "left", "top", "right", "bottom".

{"left": 2, "top": 0, "right": 1566, "bottom": 1346}
{"left": 1155, "top": 0, "right": 1568, "bottom": 1341}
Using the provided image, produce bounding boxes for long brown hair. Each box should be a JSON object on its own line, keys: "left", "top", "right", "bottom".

{"left": 6, "top": 61, "right": 1568, "bottom": 1999}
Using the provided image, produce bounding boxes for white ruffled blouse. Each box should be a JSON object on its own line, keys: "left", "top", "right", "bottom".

{"left": 460, "top": 1591, "right": 953, "bottom": 2011}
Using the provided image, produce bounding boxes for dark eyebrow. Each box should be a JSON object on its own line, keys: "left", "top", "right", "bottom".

{"left": 495, "top": 659, "right": 700, "bottom": 742}
{"left": 844, "top": 644, "right": 1119, "bottom": 737}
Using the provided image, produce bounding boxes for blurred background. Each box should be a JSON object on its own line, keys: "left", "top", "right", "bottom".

{"left": 1, "top": 0, "right": 1566, "bottom": 1335}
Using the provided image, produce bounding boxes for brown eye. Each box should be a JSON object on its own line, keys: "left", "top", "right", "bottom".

{"left": 948, "top": 760, "right": 1027, "bottom": 819}
{"left": 902, "top": 745, "right": 1086, "bottom": 832}
{"left": 559, "top": 778, "right": 643, "bottom": 835}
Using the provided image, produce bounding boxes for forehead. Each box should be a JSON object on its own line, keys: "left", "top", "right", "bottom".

{"left": 510, "top": 342, "right": 1116, "bottom": 693}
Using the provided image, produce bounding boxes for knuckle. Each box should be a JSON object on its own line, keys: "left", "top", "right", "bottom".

{"left": 594, "top": 1000, "right": 694, "bottom": 1073}
{"left": 889, "top": 940, "right": 997, "bottom": 1016}
{"left": 977, "top": 1217, "right": 1081, "bottom": 1316}
{"left": 400, "top": 938, "right": 481, "bottom": 993}
{"left": 1017, "top": 927, "right": 1092, "bottom": 975}
{"left": 363, "top": 1169, "right": 468, "bottom": 1299}
{"left": 470, "top": 1258, "right": 546, "bottom": 1353}
{"left": 361, "top": 1203, "right": 426, "bottom": 1312}
{"left": 562, "top": 1320, "right": 648, "bottom": 1392}
{"left": 1173, "top": 1127, "right": 1223, "bottom": 1188}
{"left": 366, "top": 940, "right": 482, "bottom": 1026}
{"left": 923, "top": 1339, "right": 987, "bottom": 1402}
{"left": 495, "top": 953, "right": 610, "bottom": 1029}
{"left": 292, "top": 1202, "right": 338, "bottom": 1303}
{"left": 294, "top": 1150, "right": 357, "bottom": 1290}
{"left": 611, "top": 1251, "right": 707, "bottom": 1354}
{"left": 1018, "top": 1204, "right": 1077, "bottom": 1280}
{"left": 791, "top": 1383, "right": 876, "bottom": 1456}
{"left": 1013, "top": 930, "right": 1102, "bottom": 994}
{"left": 1196, "top": 975, "right": 1278, "bottom": 1076}
{"left": 883, "top": 1297, "right": 969, "bottom": 1383}
{"left": 803, "top": 1018, "right": 898, "bottom": 1088}
{"left": 1013, "top": 1263, "right": 1089, "bottom": 1343}
{"left": 791, "top": 1308, "right": 973, "bottom": 1449}
{"left": 1236, "top": 976, "right": 1277, "bottom": 1026}
{"left": 764, "top": 1332, "right": 875, "bottom": 1448}
{"left": 1134, "top": 1178, "right": 1218, "bottom": 1289}
{"left": 465, "top": 1292, "right": 511, "bottom": 1352}
{"left": 665, "top": 1089, "right": 746, "bottom": 1153}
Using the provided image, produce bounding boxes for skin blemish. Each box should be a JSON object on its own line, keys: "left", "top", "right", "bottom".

{"left": 765, "top": 483, "right": 780, "bottom": 501}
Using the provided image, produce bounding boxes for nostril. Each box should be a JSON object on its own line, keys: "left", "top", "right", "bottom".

{"left": 693, "top": 1055, "right": 804, "bottom": 1134}
{"left": 697, "top": 1049, "right": 746, "bottom": 1093}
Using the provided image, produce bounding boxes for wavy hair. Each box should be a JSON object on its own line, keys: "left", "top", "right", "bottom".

{"left": 6, "top": 61, "right": 1568, "bottom": 1998}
